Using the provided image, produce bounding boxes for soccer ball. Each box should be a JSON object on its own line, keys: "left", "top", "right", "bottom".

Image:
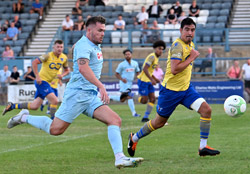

{"left": 224, "top": 95, "right": 247, "bottom": 117}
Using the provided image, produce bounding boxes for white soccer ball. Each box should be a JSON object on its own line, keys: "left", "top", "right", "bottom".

{"left": 224, "top": 95, "right": 247, "bottom": 117}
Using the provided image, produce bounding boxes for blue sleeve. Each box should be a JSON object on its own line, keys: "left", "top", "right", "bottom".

{"left": 74, "top": 41, "right": 91, "bottom": 61}
{"left": 116, "top": 62, "right": 123, "bottom": 74}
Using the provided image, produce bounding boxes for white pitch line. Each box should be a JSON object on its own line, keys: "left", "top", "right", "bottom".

{"left": 0, "top": 126, "right": 142, "bottom": 154}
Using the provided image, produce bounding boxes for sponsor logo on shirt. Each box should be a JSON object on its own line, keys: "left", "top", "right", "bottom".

{"left": 126, "top": 68, "right": 135, "bottom": 72}
{"left": 97, "top": 52, "right": 103, "bottom": 60}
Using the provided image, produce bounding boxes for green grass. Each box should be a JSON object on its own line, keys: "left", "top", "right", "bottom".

{"left": 0, "top": 104, "right": 250, "bottom": 174}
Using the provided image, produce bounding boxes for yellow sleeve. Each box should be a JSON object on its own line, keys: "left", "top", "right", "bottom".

{"left": 38, "top": 54, "right": 49, "bottom": 62}
{"left": 145, "top": 55, "right": 155, "bottom": 66}
{"left": 170, "top": 42, "right": 183, "bottom": 61}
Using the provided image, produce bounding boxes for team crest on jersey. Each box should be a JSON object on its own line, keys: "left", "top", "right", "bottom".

{"left": 97, "top": 52, "right": 103, "bottom": 60}
{"left": 60, "top": 58, "right": 64, "bottom": 61}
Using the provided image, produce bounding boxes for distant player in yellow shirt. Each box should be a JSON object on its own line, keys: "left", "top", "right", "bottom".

{"left": 128, "top": 18, "right": 220, "bottom": 158}
{"left": 3, "top": 40, "right": 70, "bottom": 119}
{"left": 137, "top": 40, "right": 166, "bottom": 122}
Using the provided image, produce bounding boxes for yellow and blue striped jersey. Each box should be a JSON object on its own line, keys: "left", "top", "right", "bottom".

{"left": 137, "top": 52, "right": 159, "bottom": 82}
{"left": 162, "top": 38, "right": 195, "bottom": 91}
{"left": 38, "top": 52, "right": 68, "bottom": 83}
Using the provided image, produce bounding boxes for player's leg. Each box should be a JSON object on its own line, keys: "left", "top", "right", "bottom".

{"left": 186, "top": 86, "right": 220, "bottom": 156}
{"left": 46, "top": 92, "right": 58, "bottom": 119}
{"left": 93, "top": 105, "right": 143, "bottom": 168}
{"left": 141, "top": 83, "right": 155, "bottom": 122}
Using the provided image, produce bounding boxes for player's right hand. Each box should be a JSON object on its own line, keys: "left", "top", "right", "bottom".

{"left": 190, "top": 49, "right": 200, "bottom": 61}
{"left": 99, "top": 85, "right": 110, "bottom": 104}
{"left": 36, "top": 76, "right": 42, "bottom": 85}
{"left": 122, "top": 78, "right": 127, "bottom": 83}
{"left": 150, "top": 78, "right": 157, "bottom": 85}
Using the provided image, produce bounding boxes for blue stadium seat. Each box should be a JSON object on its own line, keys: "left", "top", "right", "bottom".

{"left": 209, "top": 9, "right": 220, "bottom": 16}
{"left": 222, "top": 2, "right": 232, "bottom": 9}
{"left": 95, "top": 6, "right": 105, "bottom": 12}
{"left": 131, "top": 12, "right": 139, "bottom": 18}
{"left": 12, "top": 46, "right": 22, "bottom": 56}
{"left": 219, "top": 9, "right": 230, "bottom": 16}
{"left": 1, "top": 14, "right": 10, "bottom": 20}
{"left": 196, "top": 24, "right": 204, "bottom": 29}
{"left": 4, "top": 40, "right": 14, "bottom": 47}
{"left": 207, "top": 16, "right": 217, "bottom": 23}
{"left": 14, "top": 39, "right": 26, "bottom": 47}
{"left": 201, "top": 3, "right": 212, "bottom": 10}
{"left": 184, "top": 0, "right": 193, "bottom": 3}
{"left": 215, "top": 22, "right": 225, "bottom": 28}
{"left": 22, "top": 26, "right": 33, "bottom": 33}
{"left": 122, "top": 12, "right": 130, "bottom": 18}
{"left": 205, "top": 23, "right": 215, "bottom": 29}
{"left": 4, "top": 7, "right": 13, "bottom": 14}
{"left": 20, "top": 13, "right": 29, "bottom": 19}
{"left": 147, "top": 18, "right": 157, "bottom": 24}
{"left": 0, "top": 34, "right": 6, "bottom": 40}
{"left": 92, "top": 11, "right": 102, "bottom": 16}
{"left": 213, "top": 36, "right": 222, "bottom": 42}
{"left": 126, "top": 24, "right": 134, "bottom": 30}
{"left": 212, "top": 3, "right": 222, "bottom": 9}
{"left": 114, "top": 6, "right": 123, "bottom": 12}
{"left": 102, "top": 37, "right": 111, "bottom": 44}
{"left": 30, "top": 13, "right": 39, "bottom": 19}
{"left": 195, "top": 36, "right": 201, "bottom": 43}
{"left": 0, "top": 47, "right": 4, "bottom": 54}
{"left": 157, "top": 18, "right": 166, "bottom": 24}
{"left": 212, "top": 29, "right": 224, "bottom": 37}
{"left": 82, "top": 12, "right": 91, "bottom": 18}
{"left": 26, "top": 19, "right": 37, "bottom": 26}
{"left": 104, "top": 6, "right": 114, "bottom": 12}
{"left": 203, "top": 36, "right": 211, "bottom": 42}
{"left": 217, "top": 16, "right": 228, "bottom": 23}
{"left": 85, "top": 6, "right": 95, "bottom": 12}
{"left": 125, "top": 18, "right": 134, "bottom": 25}
{"left": 18, "top": 33, "right": 30, "bottom": 40}
{"left": 102, "top": 12, "right": 112, "bottom": 18}
{"left": 111, "top": 12, "right": 120, "bottom": 18}
{"left": 107, "top": 18, "right": 116, "bottom": 25}
{"left": 0, "top": 40, "right": 4, "bottom": 47}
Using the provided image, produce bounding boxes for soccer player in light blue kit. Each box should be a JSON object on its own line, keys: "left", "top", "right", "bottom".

{"left": 109, "top": 49, "right": 141, "bottom": 117}
{"left": 6, "top": 16, "right": 143, "bottom": 168}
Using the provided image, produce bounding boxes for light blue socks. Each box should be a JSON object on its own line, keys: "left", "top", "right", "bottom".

{"left": 27, "top": 115, "right": 52, "bottom": 134}
{"left": 108, "top": 125, "right": 123, "bottom": 155}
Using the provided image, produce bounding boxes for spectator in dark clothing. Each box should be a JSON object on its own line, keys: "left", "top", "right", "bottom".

{"left": 74, "top": 15, "right": 85, "bottom": 31}
{"left": 1, "top": 20, "right": 10, "bottom": 34}
{"left": 170, "top": 0, "right": 183, "bottom": 18}
{"left": 94, "top": 0, "right": 105, "bottom": 6}
{"left": 78, "top": 0, "right": 89, "bottom": 6}
{"left": 165, "top": 9, "right": 177, "bottom": 25}
{"left": 10, "top": 66, "right": 20, "bottom": 85}
{"left": 147, "top": 0, "right": 163, "bottom": 18}
{"left": 13, "top": 15, "right": 22, "bottom": 32}
{"left": 12, "top": 0, "right": 25, "bottom": 13}
{"left": 199, "top": 48, "right": 217, "bottom": 76}
{"left": 189, "top": 0, "right": 200, "bottom": 17}
{"left": 23, "top": 66, "right": 36, "bottom": 83}
{"left": 72, "top": 1, "right": 82, "bottom": 16}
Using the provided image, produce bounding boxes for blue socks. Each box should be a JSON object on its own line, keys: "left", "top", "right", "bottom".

{"left": 128, "top": 99, "right": 136, "bottom": 115}
{"left": 27, "top": 115, "right": 53, "bottom": 134}
{"left": 108, "top": 125, "right": 123, "bottom": 155}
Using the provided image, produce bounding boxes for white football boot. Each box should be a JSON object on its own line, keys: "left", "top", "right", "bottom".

{"left": 7, "top": 109, "right": 29, "bottom": 129}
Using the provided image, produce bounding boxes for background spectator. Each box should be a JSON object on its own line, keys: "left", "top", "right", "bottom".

{"left": 30, "top": 0, "right": 44, "bottom": 20}
{"left": 113, "top": 14, "right": 126, "bottom": 30}
{"left": 189, "top": 0, "right": 200, "bottom": 17}
{"left": 72, "top": 1, "right": 82, "bottom": 16}
{"left": 78, "top": 0, "right": 89, "bottom": 6}
{"left": 178, "top": 11, "right": 187, "bottom": 23}
{"left": 3, "top": 22, "right": 18, "bottom": 41}
{"left": 148, "top": 20, "right": 160, "bottom": 43}
{"left": 147, "top": 0, "right": 163, "bottom": 18}
{"left": 136, "top": 6, "right": 149, "bottom": 25}
{"left": 74, "top": 15, "right": 85, "bottom": 31}
{"left": 199, "top": 47, "right": 217, "bottom": 76}
{"left": 170, "top": 0, "right": 183, "bottom": 18}
{"left": 241, "top": 59, "right": 250, "bottom": 103}
{"left": 165, "top": 9, "right": 177, "bottom": 25}
{"left": 153, "top": 64, "right": 164, "bottom": 82}
{"left": 10, "top": 65, "right": 20, "bottom": 85}
{"left": 12, "top": 0, "right": 25, "bottom": 13}
{"left": 0, "top": 65, "right": 11, "bottom": 105}
{"left": 1, "top": 20, "right": 10, "bottom": 34}
{"left": 23, "top": 66, "right": 36, "bottom": 83}
{"left": 13, "top": 15, "right": 22, "bottom": 32}
{"left": 93, "top": 0, "right": 105, "bottom": 6}
{"left": 140, "top": 22, "right": 150, "bottom": 45}
{"left": 2, "top": 45, "right": 14, "bottom": 60}
{"left": 62, "top": 15, "right": 74, "bottom": 31}
{"left": 227, "top": 60, "right": 241, "bottom": 80}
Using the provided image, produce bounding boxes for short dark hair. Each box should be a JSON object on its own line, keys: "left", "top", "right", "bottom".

{"left": 181, "top": 17, "right": 196, "bottom": 29}
{"left": 153, "top": 40, "right": 166, "bottom": 50}
{"left": 86, "top": 16, "right": 106, "bottom": 27}
{"left": 123, "top": 49, "right": 132, "bottom": 55}
{"left": 54, "top": 40, "right": 63, "bottom": 45}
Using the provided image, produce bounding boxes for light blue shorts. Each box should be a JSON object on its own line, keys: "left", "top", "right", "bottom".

{"left": 119, "top": 81, "right": 132, "bottom": 92}
{"left": 55, "top": 89, "right": 104, "bottom": 123}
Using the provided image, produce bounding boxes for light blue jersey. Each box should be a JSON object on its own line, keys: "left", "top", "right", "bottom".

{"left": 67, "top": 35, "right": 103, "bottom": 92}
{"left": 55, "top": 35, "right": 104, "bottom": 122}
{"left": 116, "top": 60, "right": 140, "bottom": 92}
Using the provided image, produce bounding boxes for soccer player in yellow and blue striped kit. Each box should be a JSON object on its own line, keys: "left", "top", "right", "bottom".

{"left": 127, "top": 18, "right": 220, "bottom": 157}
{"left": 2, "top": 40, "right": 70, "bottom": 119}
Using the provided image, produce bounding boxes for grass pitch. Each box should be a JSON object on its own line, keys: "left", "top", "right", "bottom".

{"left": 0, "top": 104, "right": 250, "bottom": 174}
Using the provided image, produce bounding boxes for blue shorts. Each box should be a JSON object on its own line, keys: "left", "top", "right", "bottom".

{"left": 156, "top": 84, "right": 202, "bottom": 118}
{"left": 34, "top": 80, "right": 54, "bottom": 100}
{"left": 137, "top": 79, "right": 155, "bottom": 96}
{"left": 52, "top": 88, "right": 58, "bottom": 97}
{"left": 55, "top": 89, "right": 104, "bottom": 123}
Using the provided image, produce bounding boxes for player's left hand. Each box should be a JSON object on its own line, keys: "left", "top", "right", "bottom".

{"left": 57, "top": 74, "right": 63, "bottom": 80}
{"left": 99, "top": 85, "right": 110, "bottom": 104}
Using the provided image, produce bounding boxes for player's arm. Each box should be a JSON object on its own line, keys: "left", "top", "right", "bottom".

{"left": 171, "top": 45, "right": 200, "bottom": 75}
{"left": 115, "top": 72, "right": 127, "bottom": 83}
{"left": 78, "top": 58, "right": 109, "bottom": 104}
{"left": 143, "top": 64, "right": 156, "bottom": 85}
{"left": 32, "top": 58, "right": 42, "bottom": 84}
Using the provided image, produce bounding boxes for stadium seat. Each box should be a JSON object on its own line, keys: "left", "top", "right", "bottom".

{"left": 4, "top": 40, "right": 14, "bottom": 47}
{"left": 201, "top": 3, "right": 212, "bottom": 10}
{"left": 114, "top": 6, "right": 124, "bottom": 12}
{"left": 209, "top": 9, "right": 220, "bottom": 16}
{"left": 104, "top": 6, "right": 114, "bottom": 12}
{"left": 213, "top": 36, "right": 222, "bottom": 42}
{"left": 85, "top": 6, "right": 95, "bottom": 12}
{"left": 215, "top": 22, "right": 225, "bottom": 28}
{"left": 164, "top": 24, "right": 174, "bottom": 29}
{"left": 131, "top": 31, "right": 141, "bottom": 44}
{"left": 14, "top": 39, "right": 26, "bottom": 47}
{"left": 212, "top": 3, "right": 222, "bottom": 9}
{"left": 102, "top": 12, "right": 112, "bottom": 18}
{"left": 111, "top": 31, "right": 121, "bottom": 44}
{"left": 222, "top": 2, "right": 232, "bottom": 9}
{"left": 121, "top": 31, "right": 129, "bottom": 44}
{"left": 30, "top": 13, "right": 39, "bottom": 19}
{"left": 1, "top": 14, "right": 10, "bottom": 20}
{"left": 111, "top": 12, "right": 120, "bottom": 18}
{"left": 0, "top": 40, "right": 4, "bottom": 47}
{"left": 203, "top": 36, "right": 211, "bottom": 42}
{"left": 106, "top": 25, "right": 114, "bottom": 30}
{"left": 18, "top": 33, "right": 30, "bottom": 40}
{"left": 20, "top": 13, "right": 29, "bottom": 20}
{"left": 95, "top": 6, "right": 105, "bottom": 12}
{"left": 219, "top": 9, "right": 230, "bottom": 16}
{"left": 126, "top": 24, "right": 134, "bottom": 30}
{"left": 217, "top": 16, "right": 228, "bottom": 23}
{"left": 207, "top": 16, "right": 217, "bottom": 23}
{"left": 123, "top": 5, "right": 134, "bottom": 13}
{"left": 199, "top": 10, "right": 209, "bottom": 17}
{"left": 122, "top": 12, "right": 131, "bottom": 18}
{"left": 205, "top": 23, "right": 215, "bottom": 29}
{"left": 197, "top": 16, "right": 207, "bottom": 26}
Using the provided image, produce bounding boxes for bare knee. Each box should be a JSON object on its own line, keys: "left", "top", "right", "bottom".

{"left": 200, "top": 104, "right": 212, "bottom": 118}
{"left": 50, "top": 127, "right": 65, "bottom": 136}
{"left": 108, "top": 114, "right": 122, "bottom": 127}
